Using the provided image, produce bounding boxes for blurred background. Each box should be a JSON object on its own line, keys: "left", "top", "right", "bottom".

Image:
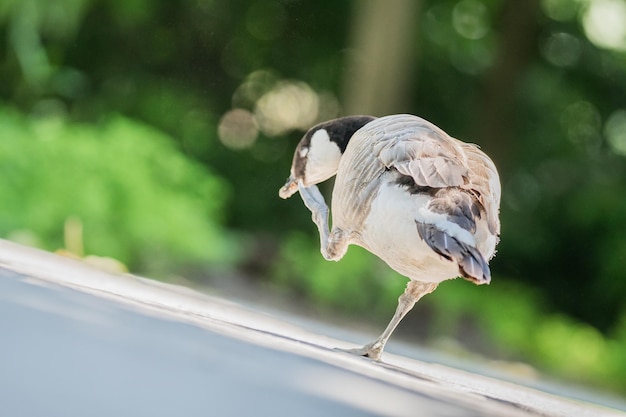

{"left": 0, "top": 0, "right": 625, "bottom": 396}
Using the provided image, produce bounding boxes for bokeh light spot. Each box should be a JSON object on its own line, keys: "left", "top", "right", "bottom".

{"left": 424, "top": 4, "right": 452, "bottom": 45}
{"left": 315, "top": 91, "right": 341, "bottom": 123}
{"left": 218, "top": 108, "right": 259, "bottom": 150}
{"left": 605, "top": 109, "right": 626, "bottom": 156}
{"left": 541, "top": 32, "right": 582, "bottom": 67}
{"left": 450, "top": 39, "right": 495, "bottom": 74}
{"left": 254, "top": 81, "right": 319, "bottom": 136}
{"left": 505, "top": 171, "right": 541, "bottom": 213}
{"left": 452, "top": 0, "right": 489, "bottom": 40}
{"left": 541, "top": 0, "right": 579, "bottom": 21}
{"left": 232, "top": 69, "right": 278, "bottom": 109}
{"left": 560, "top": 101, "right": 602, "bottom": 151}
{"left": 582, "top": 0, "right": 626, "bottom": 51}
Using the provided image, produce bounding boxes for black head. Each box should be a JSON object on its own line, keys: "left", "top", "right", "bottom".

{"left": 279, "top": 115, "right": 376, "bottom": 198}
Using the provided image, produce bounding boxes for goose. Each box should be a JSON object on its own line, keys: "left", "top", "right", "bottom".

{"left": 279, "top": 114, "right": 501, "bottom": 360}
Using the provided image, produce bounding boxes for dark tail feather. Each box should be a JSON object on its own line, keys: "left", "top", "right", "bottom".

{"left": 416, "top": 222, "right": 491, "bottom": 284}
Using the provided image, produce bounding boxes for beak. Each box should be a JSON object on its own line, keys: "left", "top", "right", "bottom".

{"left": 279, "top": 176, "right": 299, "bottom": 199}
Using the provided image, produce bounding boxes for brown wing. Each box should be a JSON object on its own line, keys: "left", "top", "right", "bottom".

{"left": 332, "top": 114, "right": 474, "bottom": 230}
{"left": 458, "top": 142, "right": 501, "bottom": 235}
{"left": 372, "top": 115, "right": 470, "bottom": 188}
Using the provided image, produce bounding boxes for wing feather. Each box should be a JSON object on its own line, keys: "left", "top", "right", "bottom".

{"left": 332, "top": 114, "right": 500, "bottom": 255}
{"left": 372, "top": 116, "right": 470, "bottom": 188}
{"left": 416, "top": 222, "right": 491, "bottom": 283}
{"left": 460, "top": 143, "right": 501, "bottom": 235}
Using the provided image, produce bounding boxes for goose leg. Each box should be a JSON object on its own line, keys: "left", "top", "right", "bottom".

{"left": 298, "top": 183, "right": 349, "bottom": 261}
{"left": 340, "top": 281, "right": 438, "bottom": 360}
{"left": 297, "top": 183, "right": 331, "bottom": 258}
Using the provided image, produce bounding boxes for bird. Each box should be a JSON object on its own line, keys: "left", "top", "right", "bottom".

{"left": 279, "top": 114, "right": 501, "bottom": 361}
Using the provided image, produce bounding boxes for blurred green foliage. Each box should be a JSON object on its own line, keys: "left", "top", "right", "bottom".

{"left": 0, "top": 107, "right": 238, "bottom": 273}
{"left": 273, "top": 232, "right": 406, "bottom": 315}
{"left": 1, "top": 0, "right": 626, "bottom": 395}
{"left": 428, "top": 280, "right": 626, "bottom": 392}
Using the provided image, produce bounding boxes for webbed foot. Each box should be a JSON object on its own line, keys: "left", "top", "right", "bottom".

{"left": 335, "top": 341, "right": 385, "bottom": 361}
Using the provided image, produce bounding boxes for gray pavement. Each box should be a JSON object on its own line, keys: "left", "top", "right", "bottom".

{"left": 0, "top": 240, "right": 624, "bottom": 417}
{"left": 0, "top": 269, "right": 470, "bottom": 417}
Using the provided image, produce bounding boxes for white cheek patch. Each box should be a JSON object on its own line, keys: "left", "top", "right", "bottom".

{"left": 309, "top": 129, "right": 341, "bottom": 164}
{"left": 305, "top": 129, "right": 343, "bottom": 184}
{"left": 299, "top": 147, "right": 309, "bottom": 158}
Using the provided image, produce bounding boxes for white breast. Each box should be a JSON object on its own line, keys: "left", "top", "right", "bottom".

{"left": 357, "top": 180, "right": 460, "bottom": 283}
